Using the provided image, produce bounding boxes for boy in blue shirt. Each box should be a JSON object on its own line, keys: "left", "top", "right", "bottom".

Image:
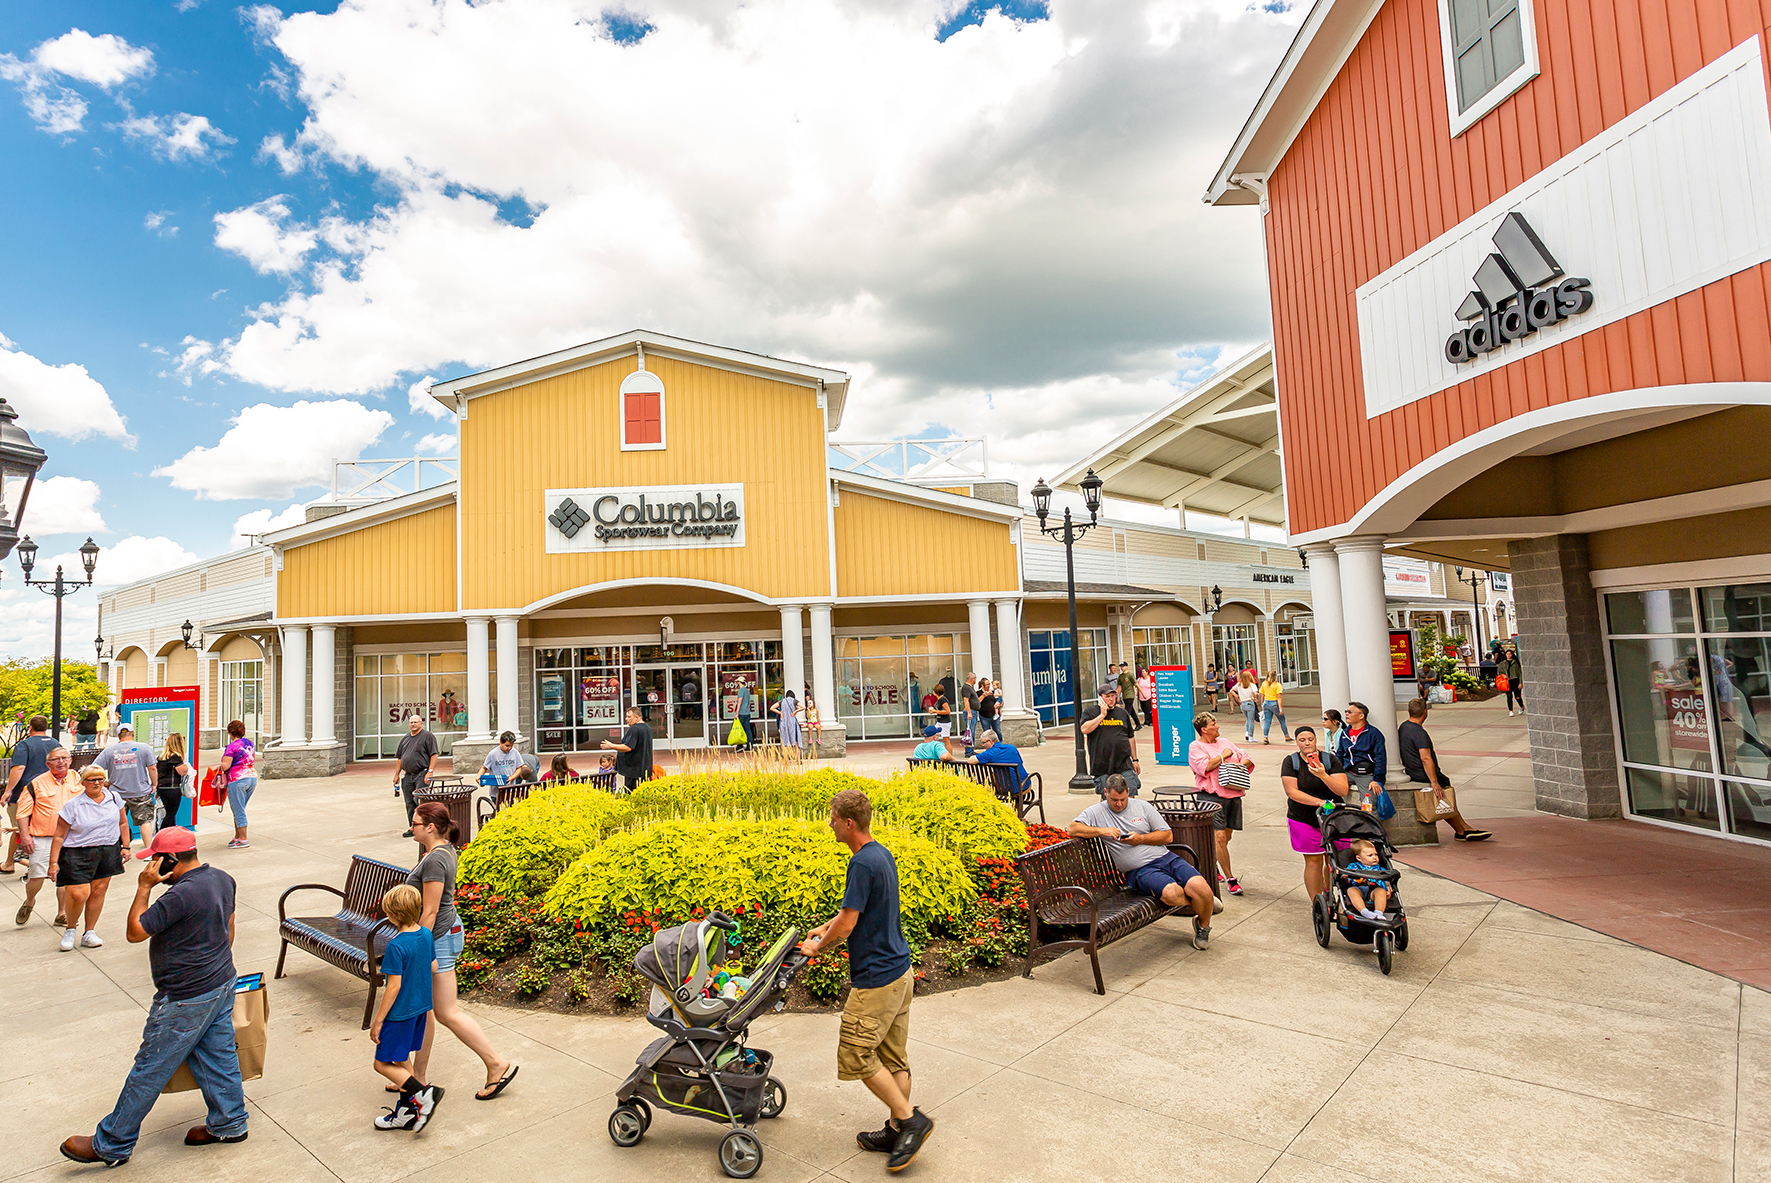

{"left": 370, "top": 885, "right": 444, "bottom": 1132}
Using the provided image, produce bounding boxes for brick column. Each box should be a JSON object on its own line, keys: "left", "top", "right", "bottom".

{"left": 1507, "top": 534, "right": 1622, "bottom": 819}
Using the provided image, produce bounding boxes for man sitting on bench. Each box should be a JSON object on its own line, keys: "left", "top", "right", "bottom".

{"left": 950, "top": 729, "right": 1028, "bottom": 788}
{"left": 1068, "top": 775, "right": 1214, "bottom": 950}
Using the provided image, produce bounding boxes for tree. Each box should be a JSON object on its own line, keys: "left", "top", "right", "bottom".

{"left": 0, "top": 659, "right": 110, "bottom": 724}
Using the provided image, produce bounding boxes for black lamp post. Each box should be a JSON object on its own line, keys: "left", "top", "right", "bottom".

{"left": 0, "top": 398, "right": 48, "bottom": 564}
{"left": 1453, "top": 565, "right": 1485, "bottom": 664}
{"left": 17, "top": 535, "right": 100, "bottom": 741}
{"left": 1031, "top": 469, "right": 1104, "bottom": 793}
{"left": 180, "top": 619, "right": 202, "bottom": 650}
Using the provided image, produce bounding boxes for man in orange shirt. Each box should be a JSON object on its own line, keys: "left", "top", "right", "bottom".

{"left": 14, "top": 746, "right": 77, "bottom": 927}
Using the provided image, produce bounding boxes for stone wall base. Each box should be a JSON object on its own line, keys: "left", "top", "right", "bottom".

{"left": 808, "top": 721, "right": 848, "bottom": 760}
{"left": 1381, "top": 791, "right": 1441, "bottom": 847}
{"left": 260, "top": 743, "right": 348, "bottom": 780}
{"left": 999, "top": 711, "right": 1042, "bottom": 750}
{"left": 450, "top": 740, "right": 495, "bottom": 777}
{"left": 199, "top": 729, "right": 225, "bottom": 751}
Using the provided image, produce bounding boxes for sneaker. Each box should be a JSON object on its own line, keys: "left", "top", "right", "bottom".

{"left": 13, "top": 901, "right": 30, "bottom": 926}
{"left": 1224, "top": 877, "right": 1243, "bottom": 896}
{"left": 59, "top": 927, "right": 78, "bottom": 952}
{"left": 1191, "top": 916, "right": 1210, "bottom": 950}
{"left": 227, "top": 839, "right": 250, "bottom": 849}
{"left": 374, "top": 1099, "right": 417, "bottom": 1131}
{"left": 857, "top": 1122, "right": 898, "bottom": 1153}
{"left": 81, "top": 930, "right": 104, "bottom": 948}
{"left": 1456, "top": 829, "right": 1494, "bottom": 842}
{"left": 886, "top": 1108, "right": 935, "bottom": 1172}
{"left": 410, "top": 1084, "right": 444, "bottom": 1132}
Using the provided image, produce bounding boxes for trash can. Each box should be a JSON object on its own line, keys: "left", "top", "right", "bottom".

{"left": 413, "top": 781, "right": 477, "bottom": 842}
{"left": 1152, "top": 792, "right": 1222, "bottom": 899}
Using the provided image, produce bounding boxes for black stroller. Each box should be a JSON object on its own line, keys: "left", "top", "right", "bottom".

{"left": 608, "top": 911, "right": 810, "bottom": 1178}
{"left": 1310, "top": 804, "right": 1410, "bottom": 974}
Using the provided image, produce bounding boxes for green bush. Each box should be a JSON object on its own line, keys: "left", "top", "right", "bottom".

{"left": 459, "top": 784, "right": 635, "bottom": 896}
{"left": 543, "top": 817, "right": 976, "bottom": 929}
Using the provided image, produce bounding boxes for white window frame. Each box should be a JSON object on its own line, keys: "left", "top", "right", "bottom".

{"left": 1436, "top": 0, "right": 1540, "bottom": 138}
{"left": 619, "top": 369, "right": 667, "bottom": 452}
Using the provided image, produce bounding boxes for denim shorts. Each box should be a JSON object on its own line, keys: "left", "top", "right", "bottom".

{"left": 1125, "top": 852, "right": 1201, "bottom": 898}
{"left": 434, "top": 924, "right": 464, "bottom": 973}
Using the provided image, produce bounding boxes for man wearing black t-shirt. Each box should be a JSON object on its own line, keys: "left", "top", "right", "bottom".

{"left": 394, "top": 715, "right": 439, "bottom": 837}
{"left": 602, "top": 706, "right": 653, "bottom": 793}
{"left": 1080, "top": 685, "right": 1141, "bottom": 794}
{"left": 1398, "top": 699, "right": 1491, "bottom": 842}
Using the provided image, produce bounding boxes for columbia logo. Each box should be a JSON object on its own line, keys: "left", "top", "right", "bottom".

{"left": 1444, "top": 212, "right": 1592, "bottom": 365}
{"left": 549, "top": 498, "right": 590, "bottom": 538}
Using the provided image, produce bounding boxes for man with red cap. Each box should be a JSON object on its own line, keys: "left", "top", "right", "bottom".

{"left": 60, "top": 829, "right": 246, "bottom": 1167}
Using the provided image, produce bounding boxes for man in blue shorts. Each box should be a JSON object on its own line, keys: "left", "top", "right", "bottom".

{"left": 1068, "top": 774, "right": 1214, "bottom": 949}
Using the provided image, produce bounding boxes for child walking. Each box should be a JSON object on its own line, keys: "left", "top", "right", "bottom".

{"left": 371, "top": 885, "right": 445, "bottom": 1131}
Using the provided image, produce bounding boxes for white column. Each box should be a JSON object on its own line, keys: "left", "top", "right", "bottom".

{"left": 966, "top": 600, "right": 994, "bottom": 683}
{"left": 808, "top": 603, "right": 836, "bottom": 720}
{"left": 495, "top": 615, "right": 520, "bottom": 740}
{"left": 310, "top": 625, "right": 337, "bottom": 745}
{"left": 279, "top": 625, "right": 308, "bottom": 746}
{"left": 1335, "top": 536, "right": 1399, "bottom": 753}
{"left": 994, "top": 599, "right": 1026, "bottom": 713}
{"left": 1303, "top": 542, "right": 1350, "bottom": 711}
{"left": 779, "top": 605, "right": 806, "bottom": 701}
{"left": 465, "top": 617, "right": 492, "bottom": 742}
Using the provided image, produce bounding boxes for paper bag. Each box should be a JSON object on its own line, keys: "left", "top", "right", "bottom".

{"left": 164, "top": 985, "right": 269, "bottom": 1093}
{"left": 1413, "top": 783, "right": 1458, "bottom": 825}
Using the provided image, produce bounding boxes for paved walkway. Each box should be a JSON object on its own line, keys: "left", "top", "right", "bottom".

{"left": 4, "top": 702, "right": 1764, "bottom": 1181}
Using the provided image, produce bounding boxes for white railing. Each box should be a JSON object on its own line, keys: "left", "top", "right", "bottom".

{"left": 828, "top": 438, "right": 988, "bottom": 483}
{"left": 332, "top": 457, "right": 458, "bottom": 503}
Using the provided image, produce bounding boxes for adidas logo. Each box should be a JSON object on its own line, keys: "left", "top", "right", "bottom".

{"left": 1443, "top": 212, "right": 1592, "bottom": 365}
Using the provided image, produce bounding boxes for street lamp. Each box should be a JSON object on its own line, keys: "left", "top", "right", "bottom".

{"left": 180, "top": 619, "right": 203, "bottom": 650}
{"left": 0, "top": 398, "right": 48, "bottom": 564}
{"left": 1453, "top": 565, "right": 1485, "bottom": 664}
{"left": 17, "top": 534, "right": 101, "bottom": 741}
{"left": 1031, "top": 469, "right": 1104, "bottom": 794}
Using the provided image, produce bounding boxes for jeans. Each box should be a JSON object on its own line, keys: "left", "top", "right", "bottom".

{"left": 1505, "top": 684, "right": 1525, "bottom": 711}
{"left": 983, "top": 716, "right": 1004, "bottom": 743}
{"left": 1262, "top": 701, "right": 1290, "bottom": 740}
{"left": 1241, "top": 700, "right": 1258, "bottom": 740}
{"left": 93, "top": 982, "right": 247, "bottom": 1162}
{"left": 226, "top": 776, "right": 257, "bottom": 828}
{"left": 400, "top": 770, "right": 428, "bottom": 825}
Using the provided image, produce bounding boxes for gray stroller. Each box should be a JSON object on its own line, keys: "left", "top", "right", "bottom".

{"left": 609, "top": 911, "right": 809, "bottom": 1178}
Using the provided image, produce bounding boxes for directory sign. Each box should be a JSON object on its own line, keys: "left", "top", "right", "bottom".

{"left": 118, "top": 686, "right": 201, "bottom": 829}
{"left": 1150, "top": 666, "right": 1195, "bottom": 766}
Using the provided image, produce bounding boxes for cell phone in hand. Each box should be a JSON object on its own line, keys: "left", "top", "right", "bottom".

{"left": 156, "top": 851, "right": 178, "bottom": 876}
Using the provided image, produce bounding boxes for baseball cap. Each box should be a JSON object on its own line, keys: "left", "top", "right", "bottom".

{"left": 922, "top": 724, "right": 941, "bottom": 737}
{"left": 117, "top": 723, "right": 134, "bottom": 735}
{"left": 136, "top": 827, "right": 198, "bottom": 860}
{"left": 1099, "top": 683, "right": 1119, "bottom": 695}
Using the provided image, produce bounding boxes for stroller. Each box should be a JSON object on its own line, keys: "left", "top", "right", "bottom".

{"left": 1310, "top": 804, "right": 1410, "bottom": 974}
{"left": 609, "top": 911, "right": 810, "bottom": 1178}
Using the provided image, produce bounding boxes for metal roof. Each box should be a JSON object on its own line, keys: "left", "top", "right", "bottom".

{"left": 1051, "top": 344, "right": 1284, "bottom": 528}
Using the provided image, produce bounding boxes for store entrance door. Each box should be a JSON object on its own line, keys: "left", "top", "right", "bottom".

{"left": 1277, "top": 636, "right": 1300, "bottom": 688}
{"left": 634, "top": 664, "right": 709, "bottom": 748}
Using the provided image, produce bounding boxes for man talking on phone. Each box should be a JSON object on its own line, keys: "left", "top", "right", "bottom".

{"left": 60, "top": 829, "right": 246, "bottom": 1167}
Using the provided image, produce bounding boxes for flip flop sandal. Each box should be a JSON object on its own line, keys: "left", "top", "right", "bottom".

{"left": 475, "top": 1065, "right": 519, "bottom": 1100}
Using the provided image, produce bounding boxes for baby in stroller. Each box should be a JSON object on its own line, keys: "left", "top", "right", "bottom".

{"left": 1312, "top": 804, "right": 1410, "bottom": 974}
{"left": 1343, "top": 839, "right": 1390, "bottom": 920}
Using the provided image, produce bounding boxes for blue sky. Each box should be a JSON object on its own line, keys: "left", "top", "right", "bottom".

{"left": 0, "top": 0, "right": 1297, "bottom": 658}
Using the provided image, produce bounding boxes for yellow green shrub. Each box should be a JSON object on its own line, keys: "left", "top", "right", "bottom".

{"left": 460, "top": 784, "right": 635, "bottom": 896}
{"left": 542, "top": 817, "right": 976, "bottom": 926}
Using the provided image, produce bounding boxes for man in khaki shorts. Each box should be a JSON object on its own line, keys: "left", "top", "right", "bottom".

{"left": 801, "top": 789, "right": 934, "bottom": 1172}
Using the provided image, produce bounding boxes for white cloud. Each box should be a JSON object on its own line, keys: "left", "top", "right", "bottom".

{"left": 4, "top": 475, "right": 106, "bottom": 537}
{"left": 61, "top": 535, "right": 197, "bottom": 587}
{"left": 231, "top": 501, "right": 311, "bottom": 545}
{"left": 0, "top": 533, "right": 196, "bottom": 660}
{"left": 0, "top": 28, "right": 153, "bottom": 135}
{"left": 0, "top": 332, "right": 133, "bottom": 443}
{"left": 196, "top": 0, "right": 1296, "bottom": 406}
{"left": 407, "top": 376, "right": 449, "bottom": 419}
{"left": 144, "top": 210, "right": 178, "bottom": 237}
{"left": 414, "top": 432, "right": 456, "bottom": 455}
{"left": 213, "top": 196, "right": 318, "bottom": 274}
{"left": 152, "top": 399, "right": 395, "bottom": 500}
{"left": 118, "top": 112, "right": 234, "bottom": 161}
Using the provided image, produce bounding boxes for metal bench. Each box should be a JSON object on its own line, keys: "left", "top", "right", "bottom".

{"left": 275, "top": 854, "right": 412, "bottom": 1028}
{"left": 1014, "top": 835, "right": 1205, "bottom": 995}
{"left": 906, "top": 757, "right": 1045, "bottom": 823}
{"left": 473, "top": 770, "right": 618, "bottom": 830}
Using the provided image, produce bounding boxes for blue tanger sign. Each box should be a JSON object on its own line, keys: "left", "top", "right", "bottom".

{"left": 1150, "top": 666, "right": 1196, "bottom": 767}
{"left": 1444, "top": 212, "right": 1592, "bottom": 365}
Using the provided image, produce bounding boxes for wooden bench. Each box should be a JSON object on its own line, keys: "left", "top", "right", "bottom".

{"left": 906, "top": 757, "right": 1045, "bottom": 823}
{"left": 1014, "top": 835, "right": 1205, "bottom": 995}
{"left": 473, "top": 770, "right": 619, "bottom": 830}
{"left": 276, "top": 854, "right": 412, "bottom": 1028}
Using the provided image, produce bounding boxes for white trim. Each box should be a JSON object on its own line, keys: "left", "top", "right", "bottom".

{"left": 518, "top": 576, "right": 782, "bottom": 615}
{"left": 618, "top": 367, "right": 667, "bottom": 452}
{"left": 531, "top": 601, "right": 778, "bottom": 620}
{"left": 831, "top": 471, "right": 1024, "bottom": 521}
{"left": 1292, "top": 383, "right": 1771, "bottom": 542}
{"left": 1589, "top": 554, "right": 1771, "bottom": 591}
{"left": 1437, "top": 0, "right": 1541, "bottom": 138}
{"left": 275, "top": 611, "right": 466, "bottom": 626}
{"left": 262, "top": 484, "right": 457, "bottom": 548}
{"left": 1399, "top": 477, "right": 1771, "bottom": 542}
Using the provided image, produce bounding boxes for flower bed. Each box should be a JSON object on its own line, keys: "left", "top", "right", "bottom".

{"left": 454, "top": 767, "right": 1049, "bottom": 1011}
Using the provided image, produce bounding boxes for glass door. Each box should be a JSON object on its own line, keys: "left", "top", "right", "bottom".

{"left": 634, "top": 663, "right": 709, "bottom": 748}
{"left": 1277, "top": 636, "right": 1300, "bottom": 687}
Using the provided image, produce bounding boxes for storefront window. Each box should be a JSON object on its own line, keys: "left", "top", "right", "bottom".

{"left": 534, "top": 646, "right": 631, "bottom": 753}
{"left": 354, "top": 651, "right": 491, "bottom": 758}
{"left": 1028, "top": 628, "right": 1106, "bottom": 725}
{"left": 1724, "top": 780, "right": 1771, "bottom": 842}
{"left": 1132, "top": 626, "right": 1192, "bottom": 672}
{"left": 1606, "top": 588, "right": 1694, "bottom": 634}
{"left": 218, "top": 660, "right": 263, "bottom": 742}
{"left": 1212, "top": 625, "right": 1259, "bottom": 679}
{"left": 1610, "top": 638, "right": 1711, "bottom": 774}
{"left": 835, "top": 633, "right": 969, "bottom": 739}
{"left": 1625, "top": 768, "right": 1721, "bottom": 831}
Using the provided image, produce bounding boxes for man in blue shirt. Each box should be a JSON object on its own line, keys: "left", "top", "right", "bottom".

{"left": 910, "top": 725, "right": 951, "bottom": 762}
{"left": 801, "top": 789, "right": 935, "bottom": 1171}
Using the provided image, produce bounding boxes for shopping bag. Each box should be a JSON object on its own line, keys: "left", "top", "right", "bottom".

{"left": 727, "top": 718, "right": 748, "bottom": 746}
{"left": 1216, "top": 759, "right": 1253, "bottom": 791}
{"left": 164, "top": 981, "right": 268, "bottom": 1093}
{"left": 1495, "top": 673, "right": 1509, "bottom": 692}
{"left": 199, "top": 767, "right": 228, "bottom": 808}
{"left": 1413, "top": 784, "right": 1458, "bottom": 824}
{"left": 1370, "top": 785, "right": 1397, "bottom": 820}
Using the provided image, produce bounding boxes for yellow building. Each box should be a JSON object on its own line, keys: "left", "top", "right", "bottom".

{"left": 104, "top": 331, "right": 1032, "bottom": 775}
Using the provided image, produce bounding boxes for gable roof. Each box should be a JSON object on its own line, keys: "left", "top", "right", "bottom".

{"left": 1204, "top": 0, "right": 1387, "bottom": 206}
{"left": 427, "top": 329, "right": 853, "bottom": 428}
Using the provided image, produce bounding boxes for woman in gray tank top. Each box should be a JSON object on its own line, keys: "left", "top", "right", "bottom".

{"left": 403, "top": 802, "right": 518, "bottom": 1100}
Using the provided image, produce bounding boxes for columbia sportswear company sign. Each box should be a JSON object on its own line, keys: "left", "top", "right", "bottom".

{"left": 544, "top": 484, "right": 745, "bottom": 553}
{"left": 1443, "top": 213, "right": 1592, "bottom": 365}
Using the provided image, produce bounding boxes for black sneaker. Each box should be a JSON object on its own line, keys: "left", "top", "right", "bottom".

{"left": 857, "top": 1122, "right": 897, "bottom": 1152}
{"left": 374, "top": 1099, "right": 417, "bottom": 1131}
{"left": 886, "top": 1109, "right": 934, "bottom": 1172}
{"left": 1456, "top": 829, "right": 1494, "bottom": 841}
{"left": 410, "top": 1084, "right": 444, "bottom": 1132}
